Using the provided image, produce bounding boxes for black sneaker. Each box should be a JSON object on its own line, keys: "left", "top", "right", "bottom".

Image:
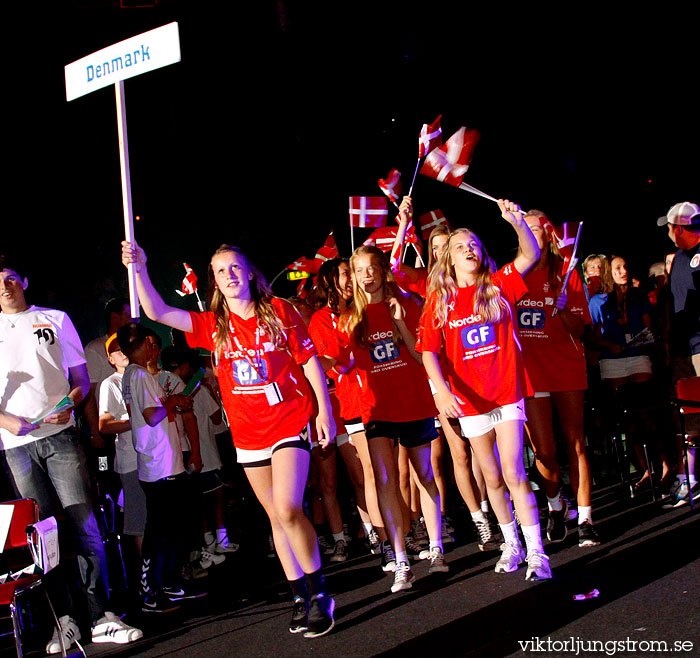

{"left": 405, "top": 534, "right": 426, "bottom": 560}
{"left": 546, "top": 499, "right": 569, "bottom": 543}
{"left": 142, "top": 592, "right": 181, "bottom": 613}
{"left": 475, "top": 518, "right": 501, "bottom": 551}
{"left": 163, "top": 585, "right": 208, "bottom": 601}
{"left": 367, "top": 528, "right": 382, "bottom": 555}
{"left": 330, "top": 539, "right": 348, "bottom": 563}
{"left": 303, "top": 593, "right": 335, "bottom": 638}
{"left": 381, "top": 541, "right": 397, "bottom": 572}
{"left": 289, "top": 596, "right": 308, "bottom": 634}
{"left": 578, "top": 522, "right": 601, "bottom": 547}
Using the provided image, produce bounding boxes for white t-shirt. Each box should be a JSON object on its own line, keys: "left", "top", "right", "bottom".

{"left": 0, "top": 306, "right": 86, "bottom": 449}
{"left": 122, "top": 364, "right": 184, "bottom": 482}
{"left": 99, "top": 371, "right": 136, "bottom": 474}
{"left": 158, "top": 370, "right": 188, "bottom": 451}
{"left": 192, "top": 385, "right": 223, "bottom": 473}
{"left": 85, "top": 335, "right": 116, "bottom": 385}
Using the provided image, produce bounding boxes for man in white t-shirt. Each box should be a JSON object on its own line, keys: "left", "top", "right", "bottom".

{"left": 0, "top": 264, "right": 142, "bottom": 652}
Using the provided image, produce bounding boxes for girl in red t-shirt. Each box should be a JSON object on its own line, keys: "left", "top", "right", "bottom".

{"left": 519, "top": 212, "right": 600, "bottom": 549}
{"left": 122, "top": 241, "right": 335, "bottom": 638}
{"left": 419, "top": 200, "right": 551, "bottom": 581}
{"left": 337, "top": 246, "right": 446, "bottom": 592}
{"left": 308, "top": 258, "right": 388, "bottom": 563}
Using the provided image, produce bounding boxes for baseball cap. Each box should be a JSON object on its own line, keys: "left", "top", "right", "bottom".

{"left": 657, "top": 202, "right": 700, "bottom": 227}
{"left": 105, "top": 333, "right": 120, "bottom": 356}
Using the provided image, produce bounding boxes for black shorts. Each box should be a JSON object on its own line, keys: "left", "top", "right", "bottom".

{"left": 364, "top": 418, "right": 438, "bottom": 448}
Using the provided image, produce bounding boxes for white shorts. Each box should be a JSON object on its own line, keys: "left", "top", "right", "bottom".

{"left": 237, "top": 425, "right": 311, "bottom": 467}
{"left": 599, "top": 355, "right": 652, "bottom": 380}
{"left": 342, "top": 417, "right": 365, "bottom": 435}
{"left": 457, "top": 400, "right": 527, "bottom": 439}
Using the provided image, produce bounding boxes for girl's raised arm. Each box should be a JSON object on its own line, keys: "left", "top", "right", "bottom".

{"left": 498, "top": 199, "right": 540, "bottom": 275}
{"left": 121, "top": 241, "right": 194, "bottom": 333}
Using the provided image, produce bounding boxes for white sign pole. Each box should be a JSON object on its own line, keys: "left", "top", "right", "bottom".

{"left": 115, "top": 81, "right": 139, "bottom": 319}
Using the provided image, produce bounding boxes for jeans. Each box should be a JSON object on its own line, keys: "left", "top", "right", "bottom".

{"left": 2, "top": 428, "right": 109, "bottom": 622}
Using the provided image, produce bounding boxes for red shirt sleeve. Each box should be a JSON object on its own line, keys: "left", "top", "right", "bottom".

{"left": 186, "top": 311, "right": 216, "bottom": 351}
{"left": 274, "top": 298, "right": 317, "bottom": 365}
{"left": 493, "top": 263, "right": 528, "bottom": 306}
{"left": 416, "top": 293, "right": 443, "bottom": 354}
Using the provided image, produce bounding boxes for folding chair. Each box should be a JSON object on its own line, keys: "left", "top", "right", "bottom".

{"left": 0, "top": 499, "right": 65, "bottom": 657}
{"left": 672, "top": 376, "right": 700, "bottom": 511}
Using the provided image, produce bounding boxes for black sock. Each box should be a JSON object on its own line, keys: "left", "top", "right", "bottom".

{"left": 304, "top": 568, "right": 326, "bottom": 598}
{"left": 290, "top": 575, "right": 308, "bottom": 601}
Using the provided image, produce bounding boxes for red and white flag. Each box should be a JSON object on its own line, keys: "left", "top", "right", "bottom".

{"left": 315, "top": 231, "right": 339, "bottom": 264}
{"left": 419, "top": 209, "right": 448, "bottom": 240}
{"left": 349, "top": 196, "right": 388, "bottom": 228}
{"left": 544, "top": 221, "right": 581, "bottom": 264}
{"left": 420, "top": 127, "right": 480, "bottom": 188}
{"left": 418, "top": 115, "right": 443, "bottom": 157}
{"left": 181, "top": 263, "right": 198, "bottom": 295}
{"left": 286, "top": 256, "right": 319, "bottom": 274}
{"left": 378, "top": 169, "right": 402, "bottom": 205}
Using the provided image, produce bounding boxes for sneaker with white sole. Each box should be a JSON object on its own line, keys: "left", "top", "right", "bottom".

{"left": 427, "top": 546, "right": 449, "bottom": 574}
{"left": 303, "top": 593, "right": 335, "bottom": 638}
{"left": 330, "top": 538, "right": 348, "bottom": 563}
{"left": 211, "top": 535, "right": 240, "bottom": 554}
{"left": 46, "top": 615, "right": 80, "bottom": 655}
{"left": 91, "top": 612, "right": 143, "bottom": 645}
{"left": 200, "top": 548, "right": 225, "bottom": 568}
{"left": 391, "top": 561, "right": 415, "bottom": 592}
{"left": 525, "top": 550, "right": 552, "bottom": 581}
{"left": 495, "top": 541, "right": 526, "bottom": 573}
{"left": 475, "top": 518, "right": 501, "bottom": 551}
{"left": 289, "top": 596, "right": 308, "bottom": 634}
{"left": 381, "top": 541, "right": 397, "bottom": 572}
{"left": 367, "top": 528, "right": 382, "bottom": 555}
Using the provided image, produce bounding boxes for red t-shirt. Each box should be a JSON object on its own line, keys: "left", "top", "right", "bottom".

{"left": 308, "top": 306, "right": 363, "bottom": 421}
{"left": 517, "top": 268, "right": 590, "bottom": 392}
{"left": 418, "top": 264, "right": 533, "bottom": 415}
{"left": 186, "top": 299, "right": 316, "bottom": 451}
{"left": 338, "top": 295, "right": 436, "bottom": 424}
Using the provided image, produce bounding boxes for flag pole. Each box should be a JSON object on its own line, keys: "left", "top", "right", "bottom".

{"left": 552, "top": 222, "right": 584, "bottom": 317}
{"left": 457, "top": 181, "right": 498, "bottom": 203}
{"left": 194, "top": 290, "right": 205, "bottom": 312}
{"left": 115, "top": 81, "right": 139, "bottom": 319}
{"left": 408, "top": 156, "right": 422, "bottom": 196}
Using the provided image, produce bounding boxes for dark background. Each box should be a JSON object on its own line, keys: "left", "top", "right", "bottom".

{"left": 3, "top": 1, "right": 697, "bottom": 342}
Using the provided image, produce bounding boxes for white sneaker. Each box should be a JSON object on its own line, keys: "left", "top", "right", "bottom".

{"left": 200, "top": 548, "right": 226, "bottom": 567}
{"left": 213, "top": 535, "right": 240, "bottom": 554}
{"left": 390, "top": 562, "right": 415, "bottom": 592}
{"left": 427, "top": 546, "right": 449, "bottom": 574}
{"left": 525, "top": 550, "right": 552, "bottom": 581}
{"left": 495, "top": 541, "right": 526, "bottom": 573}
{"left": 46, "top": 615, "right": 80, "bottom": 655}
{"left": 91, "top": 611, "right": 143, "bottom": 645}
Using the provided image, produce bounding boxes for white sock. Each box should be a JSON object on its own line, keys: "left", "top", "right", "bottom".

{"left": 547, "top": 492, "right": 563, "bottom": 512}
{"left": 690, "top": 476, "right": 698, "bottom": 487}
{"left": 395, "top": 550, "right": 408, "bottom": 565}
{"left": 216, "top": 527, "right": 227, "bottom": 543}
{"left": 481, "top": 499, "right": 490, "bottom": 514}
{"left": 521, "top": 523, "right": 544, "bottom": 555}
{"left": 429, "top": 539, "right": 443, "bottom": 552}
{"left": 471, "top": 510, "right": 487, "bottom": 524}
{"left": 332, "top": 532, "right": 345, "bottom": 544}
{"left": 362, "top": 522, "right": 373, "bottom": 537}
{"left": 578, "top": 506, "right": 592, "bottom": 525}
{"left": 204, "top": 531, "right": 215, "bottom": 547}
{"left": 500, "top": 521, "right": 519, "bottom": 546}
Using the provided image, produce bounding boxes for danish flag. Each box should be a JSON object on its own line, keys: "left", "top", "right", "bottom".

{"left": 349, "top": 196, "right": 388, "bottom": 228}
{"left": 315, "top": 231, "right": 339, "bottom": 264}
{"left": 418, "top": 115, "right": 443, "bottom": 158}
{"left": 286, "top": 257, "right": 319, "bottom": 274}
{"left": 544, "top": 221, "right": 581, "bottom": 264}
{"left": 181, "top": 263, "right": 198, "bottom": 295}
{"left": 419, "top": 209, "right": 448, "bottom": 240}
{"left": 420, "top": 127, "right": 480, "bottom": 187}
{"left": 378, "top": 169, "right": 402, "bottom": 205}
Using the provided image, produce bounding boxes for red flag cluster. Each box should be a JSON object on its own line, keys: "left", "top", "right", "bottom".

{"left": 363, "top": 225, "right": 420, "bottom": 254}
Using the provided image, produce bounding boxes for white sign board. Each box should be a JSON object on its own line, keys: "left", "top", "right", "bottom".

{"left": 65, "top": 22, "right": 181, "bottom": 102}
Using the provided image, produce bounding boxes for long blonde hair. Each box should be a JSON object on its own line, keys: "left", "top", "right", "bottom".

{"left": 427, "top": 228, "right": 507, "bottom": 329}
{"left": 341, "top": 245, "right": 407, "bottom": 348}
{"left": 208, "top": 245, "right": 288, "bottom": 358}
{"left": 427, "top": 224, "right": 452, "bottom": 271}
